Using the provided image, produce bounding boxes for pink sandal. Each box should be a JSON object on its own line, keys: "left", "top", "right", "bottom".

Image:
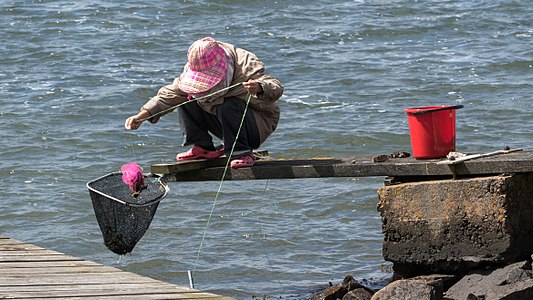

{"left": 176, "top": 145, "right": 224, "bottom": 161}
{"left": 230, "top": 155, "right": 255, "bottom": 169}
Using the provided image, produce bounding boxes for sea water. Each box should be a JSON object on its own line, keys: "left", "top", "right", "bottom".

{"left": 1, "top": 1, "right": 531, "bottom": 298}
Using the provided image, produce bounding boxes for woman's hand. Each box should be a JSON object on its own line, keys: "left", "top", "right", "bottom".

{"left": 242, "top": 80, "right": 263, "bottom": 95}
{"left": 125, "top": 109, "right": 151, "bottom": 130}
{"left": 125, "top": 115, "right": 142, "bottom": 130}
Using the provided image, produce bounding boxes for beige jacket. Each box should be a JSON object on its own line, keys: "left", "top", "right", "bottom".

{"left": 141, "top": 41, "right": 283, "bottom": 144}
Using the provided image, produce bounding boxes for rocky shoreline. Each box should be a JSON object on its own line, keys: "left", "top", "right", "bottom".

{"left": 310, "top": 255, "right": 533, "bottom": 300}
{"left": 309, "top": 171, "right": 533, "bottom": 300}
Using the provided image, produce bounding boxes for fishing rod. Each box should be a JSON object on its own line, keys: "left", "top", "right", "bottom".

{"left": 136, "top": 82, "right": 244, "bottom": 123}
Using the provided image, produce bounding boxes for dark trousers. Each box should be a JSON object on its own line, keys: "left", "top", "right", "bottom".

{"left": 177, "top": 97, "right": 260, "bottom": 156}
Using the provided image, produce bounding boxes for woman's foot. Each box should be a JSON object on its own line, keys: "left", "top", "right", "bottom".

{"left": 176, "top": 145, "right": 224, "bottom": 161}
{"left": 230, "top": 154, "right": 255, "bottom": 169}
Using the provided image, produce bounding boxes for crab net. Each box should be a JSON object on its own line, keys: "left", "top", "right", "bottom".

{"left": 87, "top": 172, "right": 169, "bottom": 255}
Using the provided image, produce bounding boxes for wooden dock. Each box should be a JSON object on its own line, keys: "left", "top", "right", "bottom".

{"left": 0, "top": 236, "right": 233, "bottom": 299}
{"left": 152, "top": 149, "right": 533, "bottom": 182}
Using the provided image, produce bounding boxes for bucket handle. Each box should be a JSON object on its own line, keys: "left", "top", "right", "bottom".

{"left": 411, "top": 105, "right": 464, "bottom": 115}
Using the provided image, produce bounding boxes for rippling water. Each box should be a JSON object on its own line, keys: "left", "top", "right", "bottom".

{"left": 1, "top": 0, "right": 531, "bottom": 298}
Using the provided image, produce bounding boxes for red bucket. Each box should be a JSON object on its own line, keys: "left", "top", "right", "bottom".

{"left": 404, "top": 105, "right": 463, "bottom": 159}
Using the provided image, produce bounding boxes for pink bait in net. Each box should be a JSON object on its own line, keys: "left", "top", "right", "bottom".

{"left": 121, "top": 162, "right": 146, "bottom": 197}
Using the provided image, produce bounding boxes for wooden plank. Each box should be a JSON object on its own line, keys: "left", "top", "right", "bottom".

{"left": 0, "top": 244, "right": 48, "bottom": 251}
{"left": 0, "top": 283, "right": 185, "bottom": 292}
{"left": 0, "top": 260, "right": 103, "bottom": 269}
{"left": 2, "top": 294, "right": 233, "bottom": 300}
{"left": 152, "top": 157, "right": 226, "bottom": 175}
{"left": 0, "top": 254, "right": 84, "bottom": 262}
{"left": 0, "top": 237, "right": 234, "bottom": 299}
{"left": 0, "top": 286, "right": 232, "bottom": 300}
{"left": 0, "top": 239, "right": 45, "bottom": 249}
{"left": 0, "top": 272, "right": 162, "bottom": 285}
{"left": 2, "top": 296, "right": 232, "bottom": 300}
{"left": 0, "top": 293, "right": 230, "bottom": 300}
{"left": 0, "top": 284, "right": 177, "bottom": 293}
{"left": 0, "top": 265, "right": 123, "bottom": 275}
{"left": 437, "top": 148, "right": 523, "bottom": 165}
{"left": 151, "top": 150, "right": 269, "bottom": 175}
{"left": 0, "top": 283, "right": 231, "bottom": 300}
{"left": 156, "top": 150, "right": 533, "bottom": 182}
{"left": 0, "top": 249, "right": 65, "bottom": 256}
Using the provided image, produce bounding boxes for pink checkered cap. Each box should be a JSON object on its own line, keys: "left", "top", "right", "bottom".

{"left": 178, "top": 37, "right": 228, "bottom": 94}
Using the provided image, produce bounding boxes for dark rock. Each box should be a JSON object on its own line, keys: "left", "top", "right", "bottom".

{"left": 343, "top": 275, "right": 375, "bottom": 294}
{"left": 309, "top": 285, "right": 347, "bottom": 300}
{"left": 343, "top": 288, "right": 373, "bottom": 300}
{"left": 371, "top": 278, "right": 443, "bottom": 300}
{"left": 504, "top": 262, "right": 533, "bottom": 284}
{"left": 485, "top": 279, "right": 533, "bottom": 299}
{"left": 445, "top": 260, "right": 533, "bottom": 299}
{"left": 309, "top": 275, "right": 375, "bottom": 300}
{"left": 411, "top": 274, "right": 458, "bottom": 291}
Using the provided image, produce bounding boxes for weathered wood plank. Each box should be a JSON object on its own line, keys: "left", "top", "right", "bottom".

{"left": 0, "top": 260, "right": 102, "bottom": 268}
{"left": 0, "top": 249, "right": 64, "bottom": 255}
{"left": 0, "top": 244, "right": 48, "bottom": 251}
{"left": 0, "top": 265, "right": 122, "bottom": 274}
{"left": 0, "top": 284, "right": 183, "bottom": 295}
{"left": 0, "top": 281, "right": 231, "bottom": 299}
{"left": 2, "top": 295, "right": 233, "bottom": 300}
{"left": 0, "top": 273, "right": 161, "bottom": 285}
{"left": 151, "top": 150, "right": 269, "bottom": 175}
{"left": 437, "top": 148, "right": 523, "bottom": 165}
{"left": 0, "top": 283, "right": 182, "bottom": 292}
{"left": 0, "top": 237, "right": 234, "bottom": 299}
{"left": 0, "top": 254, "right": 84, "bottom": 262}
{"left": 0, "top": 239, "right": 45, "bottom": 249}
{"left": 0, "top": 287, "right": 233, "bottom": 300}
{"left": 157, "top": 150, "right": 533, "bottom": 182}
{"left": 152, "top": 157, "right": 227, "bottom": 175}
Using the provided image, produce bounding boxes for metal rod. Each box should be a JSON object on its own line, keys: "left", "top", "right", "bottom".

{"left": 188, "top": 270, "right": 195, "bottom": 289}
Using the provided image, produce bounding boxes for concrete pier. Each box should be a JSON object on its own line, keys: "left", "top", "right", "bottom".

{"left": 377, "top": 172, "right": 533, "bottom": 277}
